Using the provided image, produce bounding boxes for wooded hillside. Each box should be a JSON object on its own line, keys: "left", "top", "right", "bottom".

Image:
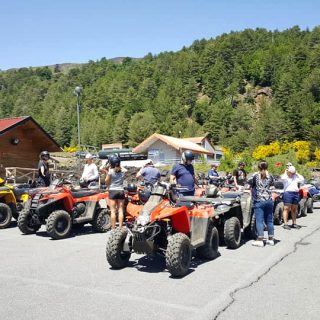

{"left": 1, "top": 26, "right": 320, "bottom": 152}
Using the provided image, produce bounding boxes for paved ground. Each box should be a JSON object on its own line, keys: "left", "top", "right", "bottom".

{"left": 1, "top": 204, "right": 320, "bottom": 320}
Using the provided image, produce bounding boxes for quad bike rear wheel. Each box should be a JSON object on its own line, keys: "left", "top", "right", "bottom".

{"left": 92, "top": 208, "right": 111, "bottom": 232}
{"left": 196, "top": 222, "right": 219, "bottom": 259}
{"left": 9, "top": 203, "right": 19, "bottom": 221}
{"left": 0, "top": 203, "right": 12, "bottom": 229}
{"left": 46, "top": 210, "right": 72, "bottom": 240}
{"left": 307, "top": 197, "right": 314, "bottom": 213}
{"left": 18, "top": 209, "right": 41, "bottom": 234}
{"left": 106, "top": 228, "right": 131, "bottom": 269}
{"left": 224, "top": 216, "right": 241, "bottom": 249}
{"left": 273, "top": 202, "right": 284, "bottom": 225}
{"left": 166, "top": 233, "right": 191, "bottom": 277}
{"left": 244, "top": 211, "right": 256, "bottom": 239}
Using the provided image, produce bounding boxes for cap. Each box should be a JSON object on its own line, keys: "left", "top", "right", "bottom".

{"left": 146, "top": 159, "right": 153, "bottom": 165}
{"left": 85, "top": 153, "right": 93, "bottom": 159}
{"left": 287, "top": 165, "right": 296, "bottom": 174}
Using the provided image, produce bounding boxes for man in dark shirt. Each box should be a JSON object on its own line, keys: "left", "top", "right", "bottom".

{"left": 208, "top": 164, "right": 219, "bottom": 185}
{"left": 233, "top": 162, "right": 247, "bottom": 189}
{"left": 38, "top": 151, "right": 50, "bottom": 187}
{"left": 170, "top": 150, "right": 196, "bottom": 196}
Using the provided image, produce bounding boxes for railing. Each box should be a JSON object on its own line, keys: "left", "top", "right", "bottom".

{"left": 5, "top": 167, "right": 77, "bottom": 184}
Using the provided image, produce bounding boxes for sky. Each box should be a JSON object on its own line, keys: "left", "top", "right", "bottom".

{"left": 1, "top": 0, "right": 319, "bottom": 70}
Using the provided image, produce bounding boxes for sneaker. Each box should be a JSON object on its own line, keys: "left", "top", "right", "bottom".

{"left": 282, "top": 224, "right": 291, "bottom": 230}
{"left": 252, "top": 240, "right": 264, "bottom": 247}
{"left": 291, "top": 224, "right": 301, "bottom": 229}
{"left": 266, "top": 239, "right": 275, "bottom": 246}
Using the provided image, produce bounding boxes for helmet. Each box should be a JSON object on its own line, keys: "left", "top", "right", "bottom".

{"left": 206, "top": 185, "right": 219, "bottom": 198}
{"left": 145, "top": 159, "right": 153, "bottom": 165}
{"left": 40, "top": 151, "right": 50, "bottom": 159}
{"left": 139, "top": 189, "right": 151, "bottom": 203}
{"left": 127, "top": 183, "right": 137, "bottom": 193}
{"left": 258, "top": 161, "right": 268, "bottom": 170}
{"left": 109, "top": 155, "right": 121, "bottom": 168}
{"left": 85, "top": 153, "right": 93, "bottom": 159}
{"left": 287, "top": 165, "right": 296, "bottom": 174}
{"left": 181, "top": 150, "right": 194, "bottom": 162}
{"left": 239, "top": 161, "right": 245, "bottom": 166}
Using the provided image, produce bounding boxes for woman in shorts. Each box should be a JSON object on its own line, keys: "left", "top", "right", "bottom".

{"left": 105, "top": 155, "right": 125, "bottom": 230}
{"left": 281, "top": 165, "right": 304, "bottom": 230}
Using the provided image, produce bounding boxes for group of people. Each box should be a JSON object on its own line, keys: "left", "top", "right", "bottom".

{"left": 38, "top": 150, "right": 306, "bottom": 245}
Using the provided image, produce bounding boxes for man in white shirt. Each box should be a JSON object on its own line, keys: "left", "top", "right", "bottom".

{"left": 80, "top": 154, "right": 99, "bottom": 188}
{"left": 281, "top": 165, "right": 304, "bottom": 229}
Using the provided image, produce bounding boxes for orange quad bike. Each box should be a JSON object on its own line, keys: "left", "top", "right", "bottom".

{"left": 18, "top": 179, "right": 110, "bottom": 239}
{"left": 106, "top": 182, "right": 243, "bottom": 277}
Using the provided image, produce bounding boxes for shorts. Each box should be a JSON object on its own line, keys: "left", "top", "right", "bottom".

{"left": 109, "top": 190, "right": 125, "bottom": 200}
{"left": 283, "top": 191, "right": 299, "bottom": 205}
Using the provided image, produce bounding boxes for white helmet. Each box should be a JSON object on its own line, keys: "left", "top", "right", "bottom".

{"left": 85, "top": 153, "right": 93, "bottom": 159}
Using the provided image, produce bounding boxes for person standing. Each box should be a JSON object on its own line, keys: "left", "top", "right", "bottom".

{"left": 38, "top": 151, "right": 51, "bottom": 187}
{"left": 208, "top": 164, "right": 220, "bottom": 185}
{"left": 170, "top": 150, "right": 196, "bottom": 196}
{"left": 136, "top": 159, "right": 160, "bottom": 186}
{"left": 105, "top": 155, "right": 125, "bottom": 230}
{"left": 80, "top": 154, "right": 99, "bottom": 188}
{"left": 281, "top": 165, "right": 304, "bottom": 230}
{"left": 249, "top": 161, "right": 275, "bottom": 247}
{"left": 233, "top": 161, "right": 247, "bottom": 190}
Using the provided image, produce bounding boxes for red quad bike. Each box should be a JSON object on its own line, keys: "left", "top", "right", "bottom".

{"left": 106, "top": 183, "right": 251, "bottom": 277}
{"left": 18, "top": 179, "right": 110, "bottom": 239}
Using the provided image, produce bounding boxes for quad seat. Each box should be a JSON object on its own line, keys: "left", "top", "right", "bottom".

{"left": 176, "top": 201, "right": 195, "bottom": 210}
{"left": 220, "top": 191, "right": 242, "bottom": 199}
{"left": 71, "top": 190, "right": 100, "bottom": 198}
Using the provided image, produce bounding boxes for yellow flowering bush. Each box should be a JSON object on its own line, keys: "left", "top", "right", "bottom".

{"left": 315, "top": 148, "right": 320, "bottom": 161}
{"left": 280, "top": 141, "right": 292, "bottom": 154}
{"left": 63, "top": 146, "right": 78, "bottom": 153}
{"left": 292, "top": 141, "right": 310, "bottom": 163}
{"left": 252, "top": 142, "right": 280, "bottom": 160}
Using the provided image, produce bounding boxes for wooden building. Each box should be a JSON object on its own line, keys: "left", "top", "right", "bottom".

{"left": 132, "top": 133, "right": 214, "bottom": 164}
{"left": 0, "top": 116, "right": 61, "bottom": 176}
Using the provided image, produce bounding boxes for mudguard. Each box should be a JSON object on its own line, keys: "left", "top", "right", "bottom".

{"left": 0, "top": 188, "right": 17, "bottom": 205}
{"left": 153, "top": 206, "right": 190, "bottom": 234}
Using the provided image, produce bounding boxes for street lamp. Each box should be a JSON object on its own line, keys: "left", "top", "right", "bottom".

{"left": 74, "top": 86, "right": 82, "bottom": 169}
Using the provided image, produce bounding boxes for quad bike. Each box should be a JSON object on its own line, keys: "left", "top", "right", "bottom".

{"left": 18, "top": 178, "right": 110, "bottom": 239}
{"left": 0, "top": 177, "right": 35, "bottom": 229}
{"left": 106, "top": 183, "right": 254, "bottom": 277}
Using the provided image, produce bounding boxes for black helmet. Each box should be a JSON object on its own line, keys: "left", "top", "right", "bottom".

{"left": 182, "top": 150, "right": 194, "bottom": 162}
{"left": 109, "top": 155, "right": 121, "bottom": 168}
{"left": 139, "top": 189, "right": 151, "bottom": 203}
{"left": 258, "top": 161, "right": 268, "bottom": 170}
{"left": 40, "top": 151, "right": 50, "bottom": 159}
{"left": 127, "top": 183, "right": 137, "bottom": 193}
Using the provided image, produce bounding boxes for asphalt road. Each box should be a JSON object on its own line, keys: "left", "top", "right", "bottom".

{"left": 1, "top": 204, "right": 320, "bottom": 320}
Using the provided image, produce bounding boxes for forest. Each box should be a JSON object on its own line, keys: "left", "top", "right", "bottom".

{"left": 1, "top": 26, "right": 320, "bottom": 153}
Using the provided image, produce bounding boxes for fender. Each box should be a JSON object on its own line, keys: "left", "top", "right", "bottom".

{"left": 126, "top": 202, "right": 143, "bottom": 220}
{"left": 0, "top": 189, "right": 16, "bottom": 204}
{"left": 39, "top": 193, "right": 74, "bottom": 212}
{"left": 153, "top": 206, "right": 190, "bottom": 234}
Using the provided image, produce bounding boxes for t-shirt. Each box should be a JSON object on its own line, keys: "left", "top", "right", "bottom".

{"left": 233, "top": 168, "right": 247, "bottom": 186}
{"left": 208, "top": 169, "right": 219, "bottom": 184}
{"left": 280, "top": 173, "right": 304, "bottom": 192}
{"left": 171, "top": 163, "right": 195, "bottom": 192}
{"left": 108, "top": 168, "right": 124, "bottom": 191}
{"left": 140, "top": 166, "right": 160, "bottom": 185}
{"left": 38, "top": 160, "right": 49, "bottom": 179}
{"left": 81, "top": 163, "right": 99, "bottom": 182}
{"left": 250, "top": 172, "right": 274, "bottom": 202}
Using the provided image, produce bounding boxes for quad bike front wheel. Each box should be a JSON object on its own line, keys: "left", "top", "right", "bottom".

{"left": 92, "top": 208, "right": 111, "bottom": 232}
{"left": 307, "top": 197, "right": 314, "bottom": 213}
{"left": 196, "top": 222, "right": 219, "bottom": 259}
{"left": 18, "top": 209, "right": 41, "bottom": 234}
{"left": 106, "top": 228, "right": 131, "bottom": 269}
{"left": 224, "top": 216, "right": 241, "bottom": 249}
{"left": 0, "top": 203, "right": 12, "bottom": 229}
{"left": 46, "top": 210, "right": 72, "bottom": 240}
{"left": 273, "top": 202, "right": 284, "bottom": 225}
{"left": 166, "top": 233, "right": 191, "bottom": 277}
